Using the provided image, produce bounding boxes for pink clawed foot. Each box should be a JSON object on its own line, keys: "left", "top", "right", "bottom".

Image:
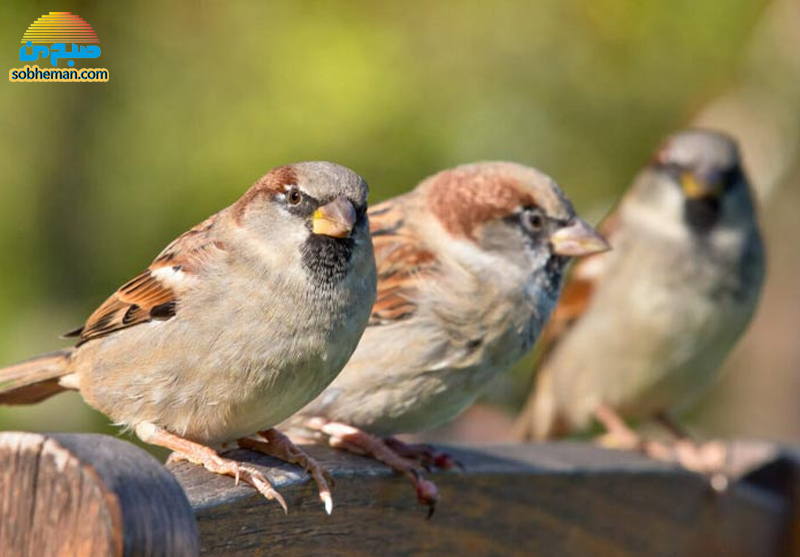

{"left": 306, "top": 419, "right": 439, "bottom": 517}
{"left": 138, "top": 422, "right": 287, "bottom": 512}
{"left": 383, "top": 437, "right": 463, "bottom": 472}
{"left": 239, "top": 428, "right": 335, "bottom": 514}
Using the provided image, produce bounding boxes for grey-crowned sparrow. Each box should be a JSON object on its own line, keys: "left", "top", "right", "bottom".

{"left": 0, "top": 161, "right": 377, "bottom": 513}
{"left": 514, "top": 130, "right": 765, "bottom": 479}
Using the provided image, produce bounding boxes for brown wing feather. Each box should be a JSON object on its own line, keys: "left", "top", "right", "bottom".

{"left": 536, "top": 209, "right": 621, "bottom": 363}
{"left": 65, "top": 213, "right": 226, "bottom": 345}
{"left": 368, "top": 197, "right": 439, "bottom": 326}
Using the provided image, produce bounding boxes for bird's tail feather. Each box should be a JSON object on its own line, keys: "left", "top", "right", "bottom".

{"left": 0, "top": 349, "right": 73, "bottom": 405}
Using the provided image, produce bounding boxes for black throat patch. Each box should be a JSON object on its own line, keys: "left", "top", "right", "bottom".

{"left": 684, "top": 197, "right": 721, "bottom": 234}
{"left": 544, "top": 254, "right": 567, "bottom": 294}
{"left": 301, "top": 235, "right": 355, "bottom": 285}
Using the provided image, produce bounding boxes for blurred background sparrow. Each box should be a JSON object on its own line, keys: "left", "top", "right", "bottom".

{"left": 283, "top": 162, "right": 608, "bottom": 511}
{"left": 513, "top": 130, "right": 765, "bottom": 476}
{"left": 0, "top": 162, "right": 376, "bottom": 514}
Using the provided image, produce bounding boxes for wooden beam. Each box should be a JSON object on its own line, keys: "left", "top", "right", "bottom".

{"left": 1, "top": 432, "right": 797, "bottom": 557}
{"left": 169, "top": 442, "right": 794, "bottom": 557}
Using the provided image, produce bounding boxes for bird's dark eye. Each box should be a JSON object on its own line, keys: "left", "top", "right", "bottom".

{"left": 720, "top": 166, "right": 743, "bottom": 188}
{"left": 286, "top": 187, "right": 302, "bottom": 206}
{"left": 655, "top": 161, "right": 684, "bottom": 178}
{"left": 522, "top": 208, "right": 546, "bottom": 233}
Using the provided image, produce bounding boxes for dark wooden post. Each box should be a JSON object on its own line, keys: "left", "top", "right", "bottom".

{"left": 0, "top": 432, "right": 198, "bottom": 557}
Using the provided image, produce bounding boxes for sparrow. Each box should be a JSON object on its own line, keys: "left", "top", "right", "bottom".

{"left": 513, "top": 130, "right": 766, "bottom": 477}
{"left": 282, "top": 161, "right": 609, "bottom": 513}
{"left": 0, "top": 161, "right": 377, "bottom": 514}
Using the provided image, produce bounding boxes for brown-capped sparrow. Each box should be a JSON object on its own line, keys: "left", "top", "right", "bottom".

{"left": 514, "top": 130, "right": 766, "bottom": 483}
{"left": 0, "top": 162, "right": 377, "bottom": 514}
{"left": 282, "top": 161, "right": 609, "bottom": 513}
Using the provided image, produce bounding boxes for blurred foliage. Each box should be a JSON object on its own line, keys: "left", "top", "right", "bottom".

{"left": 2, "top": 0, "right": 797, "bottom": 446}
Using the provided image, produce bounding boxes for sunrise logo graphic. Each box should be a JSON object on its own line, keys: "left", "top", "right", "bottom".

{"left": 10, "top": 12, "right": 108, "bottom": 82}
{"left": 21, "top": 12, "right": 99, "bottom": 44}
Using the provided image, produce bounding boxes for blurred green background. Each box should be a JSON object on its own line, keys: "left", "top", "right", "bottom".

{"left": 1, "top": 0, "right": 798, "bottom": 451}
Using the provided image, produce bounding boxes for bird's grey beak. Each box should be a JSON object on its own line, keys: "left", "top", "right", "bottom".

{"left": 312, "top": 196, "right": 357, "bottom": 238}
{"left": 550, "top": 218, "right": 610, "bottom": 257}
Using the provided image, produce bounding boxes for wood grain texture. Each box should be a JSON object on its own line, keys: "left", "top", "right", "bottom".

{"left": 742, "top": 445, "right": 800, "bottom": 557}
{"left": 0, "top": 432, "right": 198, "bottom": 557}
{"left": 168, "top": 442, "right": 795, "bottom": 557}
{"left": 1, "top": 434, "right": 796, "bottom": 557}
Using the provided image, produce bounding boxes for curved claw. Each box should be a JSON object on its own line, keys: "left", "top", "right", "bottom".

{"left": 321, "top": 490, "right": 333, "bottom": 515}
{"left": 426, "top": 501, "right": 437, "bottom": 520}
{"left": 245, "top": 468, "right": 288, "bottom": 514}
{"left": 710, "top": 473, "right": 729, "bottom": 493}
{"left": 409, "top": 468, "right": 439, "bottom": 518}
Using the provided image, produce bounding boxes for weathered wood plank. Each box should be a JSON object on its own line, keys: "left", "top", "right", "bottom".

{"left": 742, "top": 444, "right": 800, "bottom": 557}
{"left": 0, "top": 432, "right": 198, "bottom": 557}
{"left": 169, "top": 442, "right": 793, "bottom": 557}
{"left": 1, "top": 433, "right": 796, "bottom": 557}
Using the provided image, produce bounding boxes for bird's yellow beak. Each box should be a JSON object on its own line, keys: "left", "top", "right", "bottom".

{"left": 312, "top": 197, "right": 357, "bottom": 238}
{"left": 681, "top": 172, "right": 723, "bottom": 199}
{"left": 550, "top": 218, "right": 610, "bottom": 257}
